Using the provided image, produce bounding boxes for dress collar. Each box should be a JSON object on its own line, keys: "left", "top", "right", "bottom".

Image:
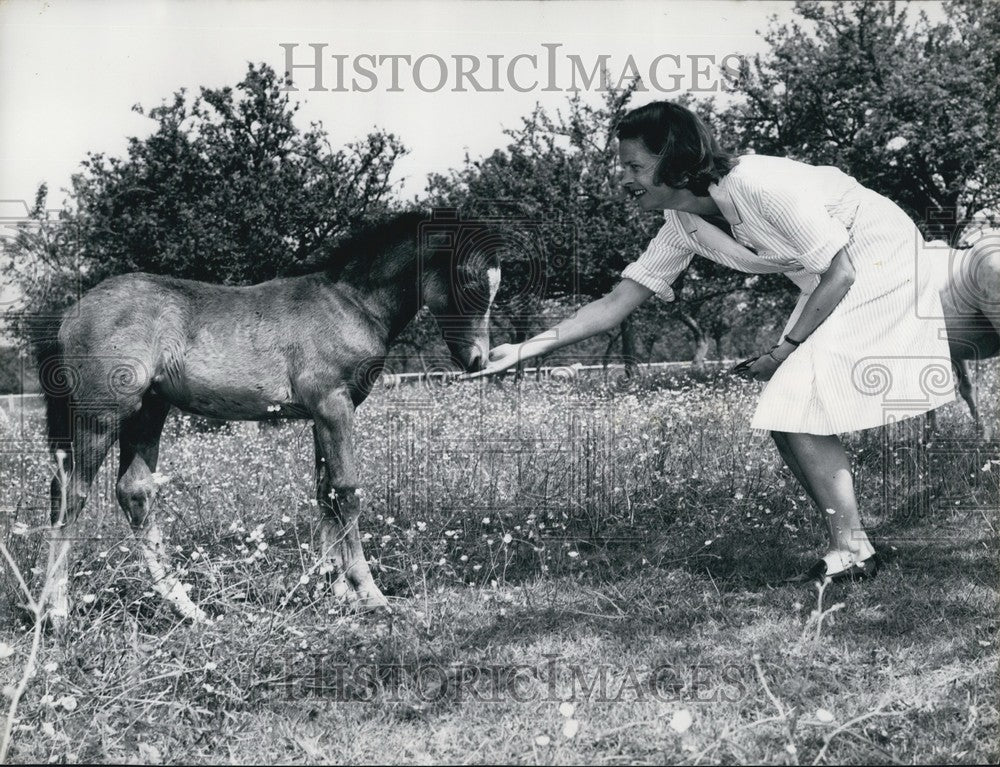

{"left": 707, "top": 178, "right": 743, "bottom": 226}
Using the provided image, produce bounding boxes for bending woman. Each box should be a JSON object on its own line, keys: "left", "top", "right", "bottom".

{"left": 468, "top": 101, "right": 955, "bottom": 582}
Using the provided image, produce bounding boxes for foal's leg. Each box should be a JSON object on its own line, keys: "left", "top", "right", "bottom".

{"left": 773, "top": 431, "right": 876, "bottom": 570}
{"left": 116, "top": 395, "right": 207, "bottom": 623}
{"left": 45, "top": 417, "right": 117, "bottom": 627}
{"left": 312, "top": 391, "right": 388, "bottom": 610}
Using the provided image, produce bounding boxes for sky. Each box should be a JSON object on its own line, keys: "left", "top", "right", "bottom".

{"left": 0, "top": 0, "right": 809, "bottom": 215}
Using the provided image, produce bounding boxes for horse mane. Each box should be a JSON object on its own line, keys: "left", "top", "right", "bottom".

{"left": 286, "top": 209, "right": 500, "bottom": 283}
{"left": 287, "top": 210, "right": 430, "bottom": 280}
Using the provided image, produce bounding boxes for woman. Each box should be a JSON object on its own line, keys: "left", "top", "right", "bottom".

{"left": 466, "top": 101, "right": 956, "bottom": 582}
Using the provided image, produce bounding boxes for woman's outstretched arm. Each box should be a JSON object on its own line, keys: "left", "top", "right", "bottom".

{"left": 463, "top": 278, "right": 654, "bottom": 379}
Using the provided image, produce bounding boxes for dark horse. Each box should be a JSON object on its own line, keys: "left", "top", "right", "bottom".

{"left": 34, "top": 210, "right": 502, "bottom": 624}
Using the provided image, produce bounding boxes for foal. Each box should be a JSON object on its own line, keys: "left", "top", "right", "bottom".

{"left": 34, "top": 210, "right": 502, "bottom": 624}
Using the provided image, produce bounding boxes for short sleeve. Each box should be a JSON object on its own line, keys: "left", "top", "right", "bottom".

{"left": 760, "top": 187, "right": 849, "bottom": 274}
{"left": 622, "top": 221, "right": 694, "bottom": 302}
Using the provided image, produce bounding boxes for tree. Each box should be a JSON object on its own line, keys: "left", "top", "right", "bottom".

{"left": 3, "top": 63, "right": 406, "bottom": 339}
{"left": 721, "top": 0, "right": 1000, "bottom": 242}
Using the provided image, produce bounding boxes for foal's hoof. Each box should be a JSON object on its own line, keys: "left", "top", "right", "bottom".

{"left": 354, "top": 589, "right": 391, "bottom": 613}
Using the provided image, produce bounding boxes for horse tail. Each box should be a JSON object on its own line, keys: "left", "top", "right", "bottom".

{"left": 30, "top": 318, "right": 73, "bottom": 458}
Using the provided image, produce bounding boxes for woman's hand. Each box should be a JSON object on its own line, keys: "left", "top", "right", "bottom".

{"left": 458, "top": 343, "right": 524, "bottom": 380}
{"left": 745, "top": 353, "right": 781, "bottom": 382}
{"left": 733, "top": 344, "right": 792, "bottom": 382}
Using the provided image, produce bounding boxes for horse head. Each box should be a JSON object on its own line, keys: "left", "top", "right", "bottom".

{"left": 421, "top": 218, "right": 503, "bottom": 373}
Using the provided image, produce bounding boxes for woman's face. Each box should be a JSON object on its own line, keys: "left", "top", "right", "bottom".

{"left": 618, "top": 137, "right": 695, "bottom": 212}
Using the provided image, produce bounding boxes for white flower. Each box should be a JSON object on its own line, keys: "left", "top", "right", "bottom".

{"left": 886, "top": 136, "right": 908, "bottom": 152}
{"left": 57, "top": 695, "right": 78, "bottom": 711}
{"left": 562, "top": 719, "right": 579, "bottom": 738}
{"left": 559, "top": 701, "right": 576, "bottom": 718}
{"left": 816, "top": 708, "right": 835, "bottom": 723}
{"left": 502, "top": 533, "right": 513, "bottom": 545}
{"left": 670, "top": 709, "right": 693, "bottom": 733}
{"left": 0, "top": 644, "right": 15, "bottom": 660}
{"left": 534, "top": 735, "right": 551, "bottom": 747}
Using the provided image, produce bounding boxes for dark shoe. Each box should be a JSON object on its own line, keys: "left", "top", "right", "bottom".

{"left": 787, "top": 553, "right": 879, "bottom": 584}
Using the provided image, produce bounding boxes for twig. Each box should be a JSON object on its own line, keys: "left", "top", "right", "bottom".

{"left": 811, "top": 706, "right": 902, "bottom": 766}
{"left": 752, "top": 655, "right": 798, "bottom": 762}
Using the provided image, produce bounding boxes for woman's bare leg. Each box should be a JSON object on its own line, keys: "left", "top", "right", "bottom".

{"left": 772, "top": 431, "right": 875, "bottom": 571}
{"left": 771, "top": 431, "right": 821, "bottom": 509}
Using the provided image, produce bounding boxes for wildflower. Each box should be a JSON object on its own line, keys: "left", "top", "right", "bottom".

{"left": 815, "top": 708, "right": 835, "bottom": 723}
{"left": 502, "top": 533, "right": 513, "bottom": 545}
{"left": 534, "top": 735, "right": 550, "bottom": 747}
{"left": 562, "top": 719, "right": 579, "bottom": 738}
{"left": 56, "top": 695, "right": 78, "bottom": 712}
{"left": 559, "top": 702, "right": 575, "bottom": 718}
{"left": 670, "top": 709, "right": 693, "bottom": 733}
{"left": 885, "top": 136, "right": 908, "bottom": 152}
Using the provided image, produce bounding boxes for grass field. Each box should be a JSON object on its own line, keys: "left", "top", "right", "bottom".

{"left": 0, "top": 364, "right": 997, "bottom": 764}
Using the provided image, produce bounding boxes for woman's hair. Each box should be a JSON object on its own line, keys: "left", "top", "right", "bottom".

{"left": 616, "top": 101, "right": 737, "bottom": 196}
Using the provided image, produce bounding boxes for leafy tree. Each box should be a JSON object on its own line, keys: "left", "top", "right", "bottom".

{"left": 3, "top": 62, "right": 406, "bottom": 340}
{"left": 721, "top": 0, "right": 1000, "bottom": 242}
{"left": 425, "top": 89, "right": 777, "bottom": 368}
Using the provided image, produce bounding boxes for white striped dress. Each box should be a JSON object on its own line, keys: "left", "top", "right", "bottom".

{"left": 622, "top": 154, "right": 955, "bottom": 435}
